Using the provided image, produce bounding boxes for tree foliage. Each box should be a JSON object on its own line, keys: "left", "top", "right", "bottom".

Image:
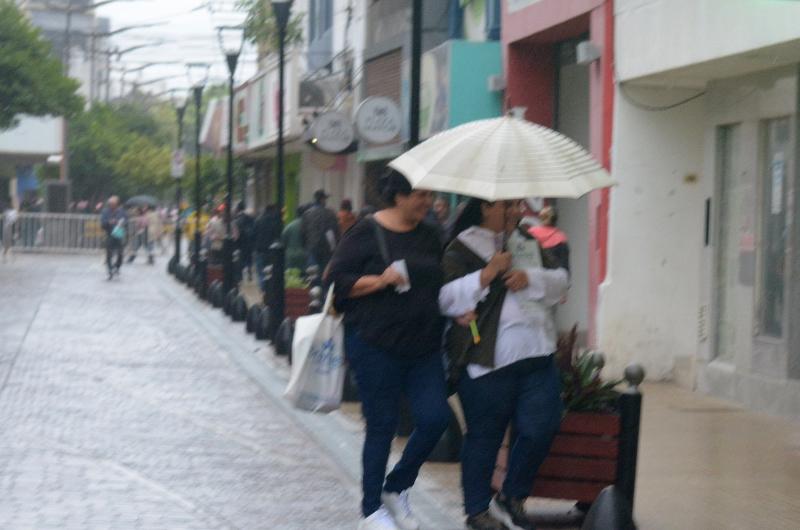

{"left": 237, "top": 0, "right": 305, "bottom": 52}
{"left": 0, "top": 0, "right": 83, "bottom": 129}
{"left": 68, "top": 96, "right": 248, "bottom": 205}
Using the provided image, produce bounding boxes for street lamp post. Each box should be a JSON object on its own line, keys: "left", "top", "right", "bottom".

{"left": 217, "top": 26, "right": 246, "bottom": 297}
{"left": 172, "top": 90, "right": 187, "bottom": 269}
{"left": 269, "top": 0, "right": 293, "bottom": 339}
{"left": 186, "top": 63, "right": 210, "bottom": 269}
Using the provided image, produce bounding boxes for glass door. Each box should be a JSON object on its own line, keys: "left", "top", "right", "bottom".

{"left": 714, "top": 124, "right": 756, "bottom": 363}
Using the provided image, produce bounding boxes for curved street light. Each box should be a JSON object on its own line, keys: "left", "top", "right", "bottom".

{"left": 186, "top": 62, "right": 211, "bottom": 269}
{"left": 266, "top": 0, "right": 293, "bottom": 339}
{"left": 217, "top": 24, "right": 246, "bottom": 296}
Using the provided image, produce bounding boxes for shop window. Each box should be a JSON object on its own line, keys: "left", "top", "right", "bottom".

{"left": 714, "top": 124, "right": 754, "bottom": 362}
{"left": 758, "top": 117, "right": 791, "bottom": 338}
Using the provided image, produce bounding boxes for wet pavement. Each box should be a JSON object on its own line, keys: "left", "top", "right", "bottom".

{"left": 3, "top": 254, "right": 800, "bottom": 530}
{"left": 0, "top": 254, "right": 368, "bottom": 529}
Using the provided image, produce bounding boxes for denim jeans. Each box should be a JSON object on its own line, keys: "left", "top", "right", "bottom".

{"left": 458, "top": 355, "right": 563, "bottom": 516}
{"left": 345, "top": 327, "right": 451, "bottom": 517}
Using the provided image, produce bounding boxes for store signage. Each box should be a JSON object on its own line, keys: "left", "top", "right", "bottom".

{"left": 310, "top": 111, "right": 355, "bottom": 154}
{"left": 355, "top": 97, "right": 403, "bottom": 144}
{"left": 171, "top": 149, "right": 185, "bottom": 178}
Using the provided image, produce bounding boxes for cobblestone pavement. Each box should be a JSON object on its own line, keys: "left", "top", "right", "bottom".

{"left": 0, "top": 254, "right": 365, "bottom": 530}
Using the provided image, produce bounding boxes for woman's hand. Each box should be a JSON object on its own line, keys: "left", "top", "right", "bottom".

{"left": 455, "top": 310, "right": 478, "bottom": 327}
{"left": 480, "top": 251, "right": 512, "bottom": 287}
{"left": 503, "top": 269, "right": 529, "bottom": 292}
{"left": 379, "top": 265, "right": 407, "bottom": 289}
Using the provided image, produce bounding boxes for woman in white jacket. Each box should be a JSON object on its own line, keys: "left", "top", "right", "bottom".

{"left": 439, "top": 199, "right": 569, "bottom": 530}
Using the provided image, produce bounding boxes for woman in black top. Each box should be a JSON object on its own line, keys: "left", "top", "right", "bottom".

{"left": 328, "top": 171, "right": 450, "bottom": 530}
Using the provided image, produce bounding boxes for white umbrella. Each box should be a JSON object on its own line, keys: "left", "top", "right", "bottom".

{"left": 388, "top": 116, "right": 615, "bottom": 200}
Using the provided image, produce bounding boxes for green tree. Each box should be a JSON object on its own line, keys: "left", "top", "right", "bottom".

{"left": 237, "top": 0, "right": 304, "bottom": 51}
{"left": 0, "top": 0, "right": 83, "bottom": 129}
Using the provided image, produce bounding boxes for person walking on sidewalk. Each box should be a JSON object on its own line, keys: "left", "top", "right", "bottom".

{"left": 301, "top": 189, "right": 340, "bottom": 270}
{"left": 327, "top": 170, "right": 451, "bottom": 530}
{"left": 234, "top": 202, "right": 255, "bottom": 281}
{"left": 2, "top": 201, "right": 19, "bottom": 263}
{"left": 439, "top": 199, "right": 569, "bottom": 530}
{"left": 100, "top": 196, "right": 127, "bottom": 279}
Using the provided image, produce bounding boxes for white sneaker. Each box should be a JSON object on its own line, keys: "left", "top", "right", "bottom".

{"left": 358, "top": 506, "right": 400, "bottom": 530}
{"left": 381, "top": 490, "right": 421, "bottom": 530}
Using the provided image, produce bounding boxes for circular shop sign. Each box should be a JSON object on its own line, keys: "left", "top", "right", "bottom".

{"left": 310, "top": 111, "right": 355, "bottom": 154}
{"left": 355, "top": 96, "right": 402, "bottom": 144}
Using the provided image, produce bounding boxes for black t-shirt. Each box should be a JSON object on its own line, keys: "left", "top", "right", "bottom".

{"left": 327, "top": 217, "right": 445, "bottom": 357}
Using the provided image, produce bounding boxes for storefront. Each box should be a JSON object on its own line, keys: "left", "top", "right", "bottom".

{"left": 502, "top": 0, "right": 614, "bottom": 345}
{"left": 604, "top": 0, "right": 800, "bottom": 417}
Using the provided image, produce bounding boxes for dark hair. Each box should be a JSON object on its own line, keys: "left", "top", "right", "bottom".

{"left": 449, "top": 198, "right": 490, "bottom": 244}
{"left": 378, "top": 169, "right": 412, "bottom": 206}
{"left": 340, "top": 199, "right": 352, "bottom": 212}
{"left": 236, "top": 201, "right": 245, "bottom": 213}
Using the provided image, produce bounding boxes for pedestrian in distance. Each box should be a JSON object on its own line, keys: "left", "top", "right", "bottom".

{"left": 253, "top": 204, "right": 282, "bottom": 292}
{"left": 327, "top": 170, "right": 451, "bottom": 530}
{"left": 127, "top": 207, "right": 149, "bottom": 264}
{"left": 2, "top": 200, "right": 19, "bottom": 263}
{"left": 204, "top": 204, "right": 227, "bottom": 264}
{"left": 439, "top": 198, "right": 569, "bottom": 530}
{"left": 338, "top": 198, "right": 357, "bottom": 235}
{"left": 528, "top": 205, "right": 570, "bottom": 273}
{"left": 234, "top": 201, "right": 256, "bottom": 281}
{"left": 301, "top": 189, "right": 340, "bottom": 271}
{"left": 281, "top": 204, "right": 309, "bottom": 271}
{"left": 100, "top": 196, "right": 127, "bottom": 280}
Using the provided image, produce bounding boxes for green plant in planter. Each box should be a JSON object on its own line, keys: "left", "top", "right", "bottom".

{"left": 556, "top": 325, "right": 623, "bottom": 413}
{"left": 284, "top": 268, "right": 309, "bottom": 289}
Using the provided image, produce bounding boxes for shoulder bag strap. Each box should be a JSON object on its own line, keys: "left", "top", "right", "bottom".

{"left": 367, "top": 214, "right": 391, "bottom": 265}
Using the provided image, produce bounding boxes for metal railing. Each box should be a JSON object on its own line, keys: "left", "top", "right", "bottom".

{"left": 3, "top": 213, "right": 107, "bottom": 253}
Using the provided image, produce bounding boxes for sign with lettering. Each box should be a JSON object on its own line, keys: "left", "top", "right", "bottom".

{"left": 355, "top": 97, "right": 403, "bottom": 144}
{"left": 310, "top": 111, "right": 355, "bottom": 154}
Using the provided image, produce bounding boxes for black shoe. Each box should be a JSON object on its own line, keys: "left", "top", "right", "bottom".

{"left": 127, "top": 255, "right": 135, "bottom": 263}
{"left": 466, "top": 511, "right": 509, "bottom": 530}
{"left": 489, "top": 493, "right": 535, "bottom": 530}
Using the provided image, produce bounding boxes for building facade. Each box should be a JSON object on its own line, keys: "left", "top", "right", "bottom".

{"left": 600, "top": 0, "right": 800, "bottom": 419}
{"left": 502, "top": 0, "right": 615, "bottom": 348}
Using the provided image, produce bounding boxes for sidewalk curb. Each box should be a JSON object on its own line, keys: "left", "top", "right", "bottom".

{"left": 158, "top": 275, "right": 464, "bottom": 530}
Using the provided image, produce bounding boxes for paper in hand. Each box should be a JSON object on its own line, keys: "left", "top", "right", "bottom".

{"left": 391, "top": 259, "right": 410, "bottom": 293}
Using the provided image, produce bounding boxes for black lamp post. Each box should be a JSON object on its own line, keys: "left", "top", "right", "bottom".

{"left": 268, "top": 0, "right": 293, "bottom": 339}
{"left": 186, "top": 63, "right": 210, "bottom": 269}
{"left": 217, "top": 26, "right": 246, "bottom": 296}
{"left": 171, "top": 90, "right": 188, "bottom": 268}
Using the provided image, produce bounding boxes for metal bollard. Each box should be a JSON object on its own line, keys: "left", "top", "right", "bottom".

{"left": 616, "top": 364, "right": 645, "bottom": 510}
{"left": 264, "top": 242, "right": 285, "bottom": 341}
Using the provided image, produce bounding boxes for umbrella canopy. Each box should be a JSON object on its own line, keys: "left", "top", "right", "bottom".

{"left": 388, "top": 116, "right": 615, "bottom": 200}
{"left": 125, "top": 195, "right": 159, "bottom": 208}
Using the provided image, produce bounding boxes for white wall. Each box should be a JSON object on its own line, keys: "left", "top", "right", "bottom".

{"left": 616, "top": 0, "right": 800, "bottom": 82}
{"left": 0, "top": 116, "right": 63, "bottom": 156}
{"left": 597, "top": 87, "right": 706, "bottom": 382}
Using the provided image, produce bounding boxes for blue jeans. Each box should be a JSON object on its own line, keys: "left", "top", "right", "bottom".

{"left": 458, "top": 355, "right": 563, "bottom": 516}
{"left": 345, "top": 328, "right": 451, "bottom": 517}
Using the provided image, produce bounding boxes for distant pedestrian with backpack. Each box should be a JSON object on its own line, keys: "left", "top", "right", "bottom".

{"left": 100, "top": 196, "right": 127, "bottom": 279}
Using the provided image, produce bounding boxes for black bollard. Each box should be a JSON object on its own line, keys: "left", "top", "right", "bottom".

{"left": 246, "top": 304, "right": 262, "bottom": 334}
{"left": 580, "top": 486, "right": 636, "bottom": 530}
{"left": 232, "top": 295, "right": 248, "bottom": 322}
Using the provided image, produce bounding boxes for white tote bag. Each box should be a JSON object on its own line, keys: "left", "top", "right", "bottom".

{"left": 284, "top": 286, "right": 345, "bottom": 413}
